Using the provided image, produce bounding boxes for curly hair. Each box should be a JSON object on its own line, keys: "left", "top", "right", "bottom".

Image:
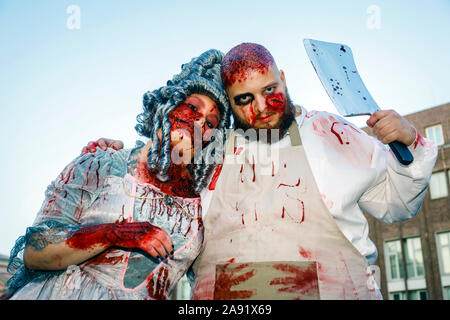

{"left": 135, "top": 49, "right": 232, "bottom": 194}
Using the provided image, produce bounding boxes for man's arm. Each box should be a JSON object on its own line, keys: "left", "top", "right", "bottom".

{"left": 359, "top": 110, "right": 437, "bottom": 222}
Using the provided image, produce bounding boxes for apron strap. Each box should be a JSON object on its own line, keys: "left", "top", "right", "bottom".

{"left": 225, "top": 129, "right": 237, "bottom": 156}
{"left": 225, "top": 120, "right": 302, "bottom": 155}
{"left": 288, "top": 121, "right": 302, "bottom": 146}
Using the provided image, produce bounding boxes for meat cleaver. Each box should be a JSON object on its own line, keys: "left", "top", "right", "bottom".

{"left": 303, "top": 38, "right": 413, "bottom": 165}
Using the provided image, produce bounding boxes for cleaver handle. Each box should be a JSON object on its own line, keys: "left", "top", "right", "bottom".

{"left": 388, "top": 141, "right": 414, "bottom": 165}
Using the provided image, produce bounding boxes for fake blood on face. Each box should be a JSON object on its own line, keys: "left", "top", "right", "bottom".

{"left": 169, "top": 102, "right": 203, "bottom": 140}
{"left": 265, "top": 91, "right": 286, "bottom": 114}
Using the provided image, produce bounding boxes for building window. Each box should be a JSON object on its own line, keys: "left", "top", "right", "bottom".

{"left": 444, "top": 286, "right": 450, "bottom": 300}
{"left": 425, "top": 124, "right": 444, "bottom": 146}
{"left": 404, "top": 237, "right": 425, "bottom": 278}
{"left": 389, "top": 290, "right": 428, "bottom": 300}
{"left": 390, "top": 291, "right": 406, "bottom": 300}
{"left": 386, "top": 240, "right": 404, "bottom": 280}
{"left": 385, "top": 237, "right": 425, "bottom": 280}
{"left": 429, "top": 171, "right": 448, "bottom": 200}
{"left": 437, "top": 231, "right": 450, "bottom": 275}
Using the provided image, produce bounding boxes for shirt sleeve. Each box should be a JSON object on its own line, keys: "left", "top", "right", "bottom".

{"left": 358, "top": 127, "right": 438, "bottom": 223}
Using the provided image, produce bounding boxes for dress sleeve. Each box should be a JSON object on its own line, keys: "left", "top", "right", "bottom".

{"left": 6, "top": 148, "right": 130, "bottom": 292}
{"left": 358, "top": 127, "right": 438, "bottom": 223}
{"left": 32, "top": 148, "right": 129, "bottom": 227}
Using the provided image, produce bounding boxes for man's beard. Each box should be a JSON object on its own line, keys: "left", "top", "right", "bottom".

{"left": 233, "top": 90, "right": 296, "bottom": 144}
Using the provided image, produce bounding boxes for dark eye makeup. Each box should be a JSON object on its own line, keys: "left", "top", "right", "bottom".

{"left": 234, "top": 93, "right": 254, "bottom": 106}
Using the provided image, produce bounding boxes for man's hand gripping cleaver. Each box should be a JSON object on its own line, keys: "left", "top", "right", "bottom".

{"left": 303, "top": 39, "right": 413, "bottom": 165}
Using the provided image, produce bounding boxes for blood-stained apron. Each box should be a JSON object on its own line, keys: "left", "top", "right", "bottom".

{"left": 192, "top": 121, "right": 381, "bottom": 300}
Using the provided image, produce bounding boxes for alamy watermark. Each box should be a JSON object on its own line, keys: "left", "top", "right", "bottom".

{"left": 170, "top": 127, "right": 282, "bottom": 176}
{"left": 366, "top": 5, "right": 381, "bottom": 30}
{"left": 66, "top": 5, "right": 81, "bottom": 30}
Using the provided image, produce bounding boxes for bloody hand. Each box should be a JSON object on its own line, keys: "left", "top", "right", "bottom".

{"left": 81, "top": 138, "right": 124, "bottom": 155}
{"left": 66, "top": 222, "right": 173, "bottom": 259}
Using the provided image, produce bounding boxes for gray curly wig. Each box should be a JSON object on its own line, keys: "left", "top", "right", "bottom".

{"left": 135, "top": 49, "right": 232, "bottom": 194}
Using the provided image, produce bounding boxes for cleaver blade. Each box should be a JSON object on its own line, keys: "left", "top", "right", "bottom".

{"left": 303, "top": 38, "right": 379, "bottom": 117}
{"left": 303, "top": 38, "right": 413, "bottom": 165}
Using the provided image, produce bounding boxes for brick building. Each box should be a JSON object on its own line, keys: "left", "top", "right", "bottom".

{"left": 362, "top": 102, "right": 450, "bottom": 300}
{"left": 0, "top": 254, "right": 11, "bottom": 296}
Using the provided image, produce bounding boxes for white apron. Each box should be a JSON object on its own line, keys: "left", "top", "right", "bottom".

{"left": 192, "top": 122, "right": 381, "bottom": 300}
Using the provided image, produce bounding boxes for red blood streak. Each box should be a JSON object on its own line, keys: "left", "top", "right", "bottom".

{"left": 214, "top": 262, "right": 256, "bottom": 299}
{"left": 330, "top": 122, "right": 344, "bottom": 144}
{"left": 298, "top": 199, "right": 306, "bottom": 223}
{"left": 221, "top": 43, "right": 275, "bottom": 88}
{"left": 282, "top": 199, "right": 305, "bottom": 223}
{"left": 241, "top": 212, "right": 245, "bottom": 225}
{"left": 298, "top": 246, "right": 313, "bottom": 259}
{"left": 85, "top": 250, "right": 123, "bottom": 267}
{"left": 234, "top": 146, "right": 244, "bottom": 155}
{"left": 271, "top": 161, "right": 274, "bottom": 177}
{"left": 95, "top": 159, "right": 100, "bottom": 188}
{"left": 146, "top": 266, "right": 170, "bottom": 300}
{"left": 208, "top": 164, "right": 223, "bottom": 191}
{"left": 269, "top": 263, "right": 319, "bottom": 296}
{"left": 251, "top": 155, "right": 256, "bottom": 182}
{"left": 139, "top": 187, "right": 151, "bottom": 214}
{"left": 277, "top": 178, "right": 301, "bottom": 188}
{"left": 66, "top": 222, "right": 164, "bottom": 252}
{"left": 414, "top": 130, "right": 425, "bottom": 149}
{"left": 240, "top": 164, "right": 244, "bottom": 183}
{"left": 74, "top": 190, "right": 85, "bottom": 222}
{"left": 243, "top": 101, "right": 257, "bottom": 125}
{"left": 59, "top": 165, "right": 76, "bottom": 185}
{"left": 338, "top": 252, "right": 359, "bottom": 299}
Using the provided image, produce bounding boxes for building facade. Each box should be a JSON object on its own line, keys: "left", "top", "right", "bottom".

{"left": 0, "top": 253, "right": 11, "bottom": 296}
{"left": 362, "top": 102, "right": 450, "bottom": 300}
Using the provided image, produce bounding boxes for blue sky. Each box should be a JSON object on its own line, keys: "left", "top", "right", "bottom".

{"left": 0, "top": 0, "right": 449, "bottom": 256}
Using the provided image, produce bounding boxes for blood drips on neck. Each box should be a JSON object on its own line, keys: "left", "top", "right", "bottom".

{"left": 137, "top": 160, "right": 197, "bottom": 198}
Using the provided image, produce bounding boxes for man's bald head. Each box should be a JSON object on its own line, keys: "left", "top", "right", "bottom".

{"left": 220, "top": 43, "right": 276, "bottom": 88}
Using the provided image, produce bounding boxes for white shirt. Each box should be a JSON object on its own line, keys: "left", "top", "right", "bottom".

{"left": 200, "top": 106, "right": 438, "bottom": 265}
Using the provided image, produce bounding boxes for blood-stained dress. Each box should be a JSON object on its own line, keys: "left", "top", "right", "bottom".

{"left": 7, "top": 142, "right": 203, "bottom": 300}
